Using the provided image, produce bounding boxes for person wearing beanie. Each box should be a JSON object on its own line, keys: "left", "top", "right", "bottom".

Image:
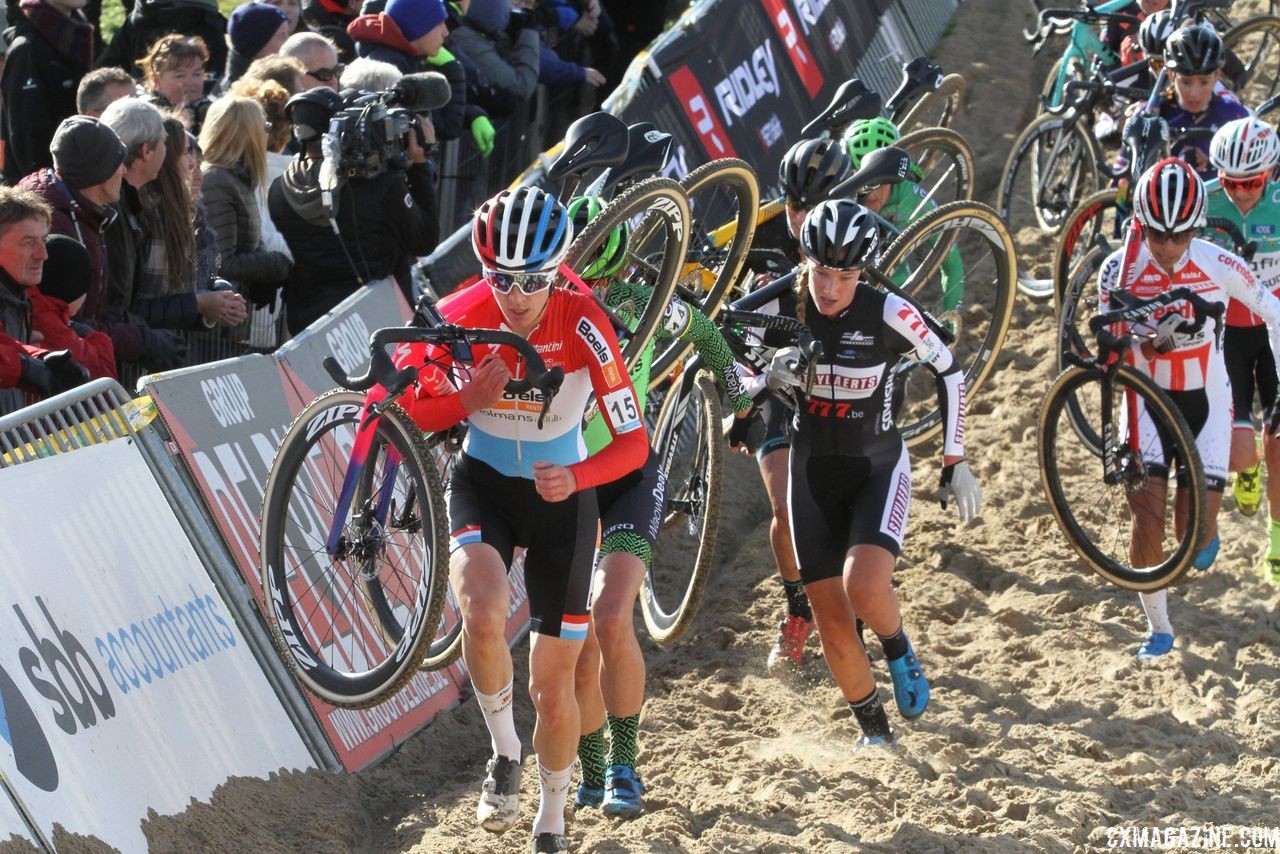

{"left": 346, "top": 0, "right": 446, "bottom": 73}
{"left": 29, "top": 235, "right": 116, "bottom": 380}
{"left": 17, "top": 115, "right": 129, "bottom": 374}
{"left": 225, "top": 1, "right": 291, "bottom": 87}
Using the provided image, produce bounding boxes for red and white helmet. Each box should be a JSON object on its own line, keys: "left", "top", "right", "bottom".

{"left": 1210, "top": 116, "right": 1280, "bottom": 179}
{"left": 1133, "top": 157, "right": 1207, "bottom": 233}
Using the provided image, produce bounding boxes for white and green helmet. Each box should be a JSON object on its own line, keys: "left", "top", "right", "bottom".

{"left": 1210, "top": 116, "right": 1280, "bottom": 179}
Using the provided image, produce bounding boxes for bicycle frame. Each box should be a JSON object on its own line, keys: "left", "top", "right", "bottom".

{"left": 1043, "top": 0, "right": 1131, "bottom": 109}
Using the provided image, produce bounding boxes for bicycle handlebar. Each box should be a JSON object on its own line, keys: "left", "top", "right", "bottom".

{"left": 1087, "top": 285, "right": 1225, "bottom": 360}
{"left": 1044, "top": 77, "right": 1151, "bottom": 116}
{"left": 1025, "top": 7, "right": 1142, "bottom": 50}
{"left": 719, "top": 306, "right": 823, "bottom": 364}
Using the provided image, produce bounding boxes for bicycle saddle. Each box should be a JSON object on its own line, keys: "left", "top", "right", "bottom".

{"left": 885, "top": 57, "right": 944, "bottom": 115}
{"left": 800, "top": 79, "right": 882, "bottom": 139}
{"left": 828, "top": 145, "right": 913, "bottom": 198}
{"left": 547, "top": 111, "right": 630, "bottom": 182}
{"left": 1121, "top": 113, "right": 1170, "bottom": 180}
{"left": 601, "top": 123, "right": 674, "bottom": 194}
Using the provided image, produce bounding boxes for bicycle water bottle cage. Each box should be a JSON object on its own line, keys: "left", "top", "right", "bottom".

{"left": 828, "top": 145, "right": 913, "bottom": 199}
{"left": 886, "top": 57, "right": 944, "bottom": 115}
{"left": 547, "top": 111, "right": 630, "bottom": 185}
{"left": 601, "top": 123, "right": 673, "bottom": 195}
{"left": 800, "top": 79, "right": 879, "bottom": 139}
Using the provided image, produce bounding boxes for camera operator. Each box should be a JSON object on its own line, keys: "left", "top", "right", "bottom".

{"left": 267, "top": 78, "right": 440, "bottom": 334}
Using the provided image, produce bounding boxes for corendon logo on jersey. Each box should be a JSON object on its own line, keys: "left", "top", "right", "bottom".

{"left": 761, "top": 0, "right": 823, "bottom": 98}
{"left": 576, "top": 317, "right": 622, "bottom": 387}
{"left": 668, "top": 66, "right": 738, "bottom": 159}
{"left": 712, "top": 40, "right": 781, "bottom": 128}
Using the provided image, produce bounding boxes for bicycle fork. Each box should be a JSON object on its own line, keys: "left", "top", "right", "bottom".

{"left": 326, "top": 391, "right": 404, "bottom": 566}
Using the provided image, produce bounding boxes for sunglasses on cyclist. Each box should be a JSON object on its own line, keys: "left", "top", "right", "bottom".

{"left": 484, "top": 268, "right": 557, "bottom": 295}
{"left": 307, "top": 63, "right": 345, "bottom": 82}
{"left": 1220, "top": 173, "right": 1269, "bottom": 193}
{"left": 1145, "top": 228, "right": 1194, "bottom": 245}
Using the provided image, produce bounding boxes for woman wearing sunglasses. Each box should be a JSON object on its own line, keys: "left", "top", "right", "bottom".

{"left": 1098, "top": 158, "right": 1280, "bottom": 659}
{"left": 1205, "top": 117, "right": 1280, "bottom": 585}
{"left": 398, "top": 186, "right": 647, "bottom": 854}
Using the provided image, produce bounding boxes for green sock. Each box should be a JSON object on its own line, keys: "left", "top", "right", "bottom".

{"left": 1270, "top": 518, "right": 1280, "bottom": 559}
{"left": 606, "top": 711, "right": 641, "bottom": 770}
{"left": 577, "top": 727, "right": 607, "bottom": 789}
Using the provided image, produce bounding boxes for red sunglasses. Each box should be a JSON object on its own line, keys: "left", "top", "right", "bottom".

{"left": 1220, "top": 173, "right": 1269, "bottom": 192}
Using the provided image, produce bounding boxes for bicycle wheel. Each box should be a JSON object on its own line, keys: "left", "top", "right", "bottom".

{"left": 418, "top": 430, "right": 465, "bottom": 671}
{"left": 876, "top": 201, "right": 1018, "bottom": 446}
{"left": 896, "top": 72, "right": 966, "bottom": 134}
{"left": 260, "top": 390, "right": 448, "bottom": 707}
{"left": 998, "top": 112, "right": 1103, "bottom": 238}
{"left": 1051, "top": 188, "right": 1123, "bottom": 313}
{"left": 565, "top": 176, "right": 691, "bottom": 368}
{"left": 896, "top": 126, "right": 975, "bottom": 207}
{"left": 1055, "top": 244, "right": 1108, "bottom": 454}
{"left": 1039, "top": 54, "right": 1087, "bottom": 114}
{"left": 1038, "top": 363, "right": 1208, "bottom": 590}
{"left": 1224, "top": 15, "right": 1280, "bottom": 106}
{"left": 647, "top": 159, "right": 760, "bottom": 383}
{"left": 641, "top": 370, "right": 723, "bottom": 645}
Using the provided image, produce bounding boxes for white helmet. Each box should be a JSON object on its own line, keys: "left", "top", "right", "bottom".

{"left": 1210, "top": 117, "right": 1280, "bottom": 179}
{"left": 1133, "top": 158, "right": 1207, "bottom": 233}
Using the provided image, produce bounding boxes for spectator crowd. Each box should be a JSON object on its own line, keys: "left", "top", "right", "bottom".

{"left": 0, "top": 0, "right": 652, "bottom": 416}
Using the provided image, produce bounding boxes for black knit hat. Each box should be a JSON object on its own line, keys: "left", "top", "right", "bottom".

{"left": 50, "top": 117, "right": 127, "bottom": 190}
{"left": 38, "top": 236, "right": 93, "bottom": 306}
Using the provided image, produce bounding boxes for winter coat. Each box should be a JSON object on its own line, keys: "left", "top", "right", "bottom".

{"left": 98, "top": 0, "right": 227, "bottom": 83}
{"left": 0, "top": 8, "right": 92, "bottom": 183}
{"left": 0, "top": 269, "right": 33, "bottom": 414}
{"left": 268, "top": 154, "right": 438, "bottom": 334}
{"left": 100, "top": 181, "right": 149, "bottom": 363}
{"left": 29, "top": 290, "right": 116, "bottom": 380}
{"left": 201, "top": 162, "right": 292, "bottom": 287}
{"left": 448, "top": 20, "right": 538, "bottom": 118}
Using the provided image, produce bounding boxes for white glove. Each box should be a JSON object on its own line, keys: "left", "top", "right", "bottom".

{"left": 766, "top": 346, "right": 804, "bottom": 391}
{"left": 939, "top": 460, "right": 981, "bottom": 522}
{"left": 1151, "top": 312, "right": 1196, "bottom": 354}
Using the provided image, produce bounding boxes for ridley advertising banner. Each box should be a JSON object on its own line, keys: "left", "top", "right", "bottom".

{"left": 0, "top": 440, "right": 315, "bottom": 852}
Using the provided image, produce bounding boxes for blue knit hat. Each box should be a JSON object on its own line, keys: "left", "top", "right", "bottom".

{"left": 386, "top": 0, "right": 447, "bottom": 42}
{"left": 228, "top": 3, "right": 290, "bottom": 58}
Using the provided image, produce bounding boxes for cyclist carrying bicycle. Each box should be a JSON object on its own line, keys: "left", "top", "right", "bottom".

{"left": 396, "top": 186, "right": 648, "bottom": 854}
{"left": 729, "top": 138, "right": 853, "bottom": 677}
{"left": 763, "top": 198, "right": 979, "bottom": 747}
{"left": 1204, "top": 117, "right": 1280, "bottom": 583}
{"left": 564, "top": 194, "right": 752, "bottom": 818}
{"left": 1097, "top": 158, "right": 1280, "bottom": 659}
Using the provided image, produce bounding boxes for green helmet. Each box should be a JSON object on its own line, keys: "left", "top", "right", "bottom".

{"left": 567, "top": 194, "right": 629, "bottom": 280}
{"left": 844, "top": 117, "right": 900, "bottom": 170}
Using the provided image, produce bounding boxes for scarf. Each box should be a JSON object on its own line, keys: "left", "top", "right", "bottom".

{"left": 18, "top": 0, "right": 94, "bottom": 69}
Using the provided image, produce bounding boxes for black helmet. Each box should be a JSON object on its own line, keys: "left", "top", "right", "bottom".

{"left": 286, "top": 87, "right": 345, "bottom": 144}
{"left": 800, "top": 199, "right": 880, "bottom": 269}
{"left": 779, "top": 139, "right": 852, "bottom": 209}
{"left": 1163, "top": 22, "right": 1225, "bottom": 75}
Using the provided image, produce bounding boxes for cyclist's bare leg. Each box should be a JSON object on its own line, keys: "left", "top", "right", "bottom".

{"left": 1230, "top": 426, "right": 1261, "bottom": 472}
{"left": 1267, "top": 433, "right": 1280, "bottom": 518}
{"left": 1128, "top": 478, "right": 1170, "bottom": 569}
{"left": 528, "top": 632, "right": 585, "bottom": 836}
{"left": 591, "top": 553, "right": 647, "bottom": 717}
{"left": 451, "top": 544, "right": 515, "bottom": 694}
{"left": 760, "top": 448, "right": 800, "bottom": 582}
{"left": 807, "top": 544, "right": 899, "bottom": 703}
{"left": 575, "top": 626, "right": 606, "bottom": 736}
{"left": 1172, "top": 485, "right": 1222, "bottom": 547}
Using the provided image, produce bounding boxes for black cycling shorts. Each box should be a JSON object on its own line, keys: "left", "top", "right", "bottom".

{"left": 1148, "top": 387, "right": 1228, "bottom": 494}
{"left": 1224, "top": 324, "right": 1278, "bottom": 427}
{"left": 596, "top": 447, "right": 665, "bottom": 553}
{"left": 447, "top": 454, "right": 598, "bottom": 639}
{"left": 787, "top": 443, "right": 913, "bottom": 584}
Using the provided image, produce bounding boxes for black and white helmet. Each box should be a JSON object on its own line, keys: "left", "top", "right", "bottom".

{"left": 779, "top": 139, "right": 853, "bottom": 209}
{"left": 800, "top": 199, "right": 880, "bottom": 269}
{"left": 1137, "top": 10, "right": 1175, "bottom": 60}
{"left": 1210, "top": 116, "right": 1280, "bottom": 178}
{"left": 1133, "top": 157, "right": 1207, "bottom": 233}
{"left": 1163, "top": 22, "right": 1226, "bottom": 75}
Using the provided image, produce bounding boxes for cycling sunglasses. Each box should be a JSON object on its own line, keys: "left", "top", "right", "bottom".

{"left": 1220, "top": 173, "right": 1268, "bottom": 193}
{"left": 1145, "top": 228, "right": 1194, "bottom": 245}
{"left": 484, "top": 268, "right": 557, "bottom": 295}
{"left": 307, "top": 63, "right": 345, "bottom": 82}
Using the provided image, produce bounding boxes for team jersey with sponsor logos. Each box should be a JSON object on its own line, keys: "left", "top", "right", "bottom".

{"left": 792, "top": 284, "right": 965, "bottom": 463}
{"left": 1097, "top": 238, "right": 1280, "bottom": 391}
{"left": 396, "top": 273, "right": 647, "bottom": 491}
{"left": 1204, "top": 180, "right": 1280, "bottom": 327}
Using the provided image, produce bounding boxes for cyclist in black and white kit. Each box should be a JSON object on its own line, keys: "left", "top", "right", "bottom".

{"left": 764, "top": 199, "right": 981, "bottom": 747}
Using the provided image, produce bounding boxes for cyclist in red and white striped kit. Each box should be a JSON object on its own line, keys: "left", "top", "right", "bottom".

{"left": 1096, "top": 158, "right": 1280, "bottom": 659}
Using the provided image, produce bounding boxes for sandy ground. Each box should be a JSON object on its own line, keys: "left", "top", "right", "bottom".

{"left": 14, "top": 1, "right": 1280, "bottom": 852}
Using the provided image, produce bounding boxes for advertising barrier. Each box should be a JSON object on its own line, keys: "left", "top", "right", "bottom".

{"left": 0, "top": 440, "right": 315, "bottom": 852}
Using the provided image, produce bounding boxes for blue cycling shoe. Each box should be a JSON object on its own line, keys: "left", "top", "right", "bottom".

{"left": 602, "top": 764, "right": 644, "bottom": 818}
{"left": 1192, "top": 535, "right": 1220, "bottom": 571}
{"left": 886, "top": 639, "right": 930, "bottom": 720}
{"left": 574, "top": 783, "right": 604, "bottom": 810}
{"left": 1136, "top": 632, "right": 1174, "bottom": 659}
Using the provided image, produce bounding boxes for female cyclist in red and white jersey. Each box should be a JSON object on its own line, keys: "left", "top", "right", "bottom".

{"left": 397, "top": 187, "right": 647, "bottom": 854}
{"left": 1096, "top": 158, "right": 1280, "bottom": 659}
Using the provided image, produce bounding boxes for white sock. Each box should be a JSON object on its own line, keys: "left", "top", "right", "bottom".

{"left": 474, "top": 681, "right": 523, "bottom": 760}
{"left": 532, "top": 759, "right": 573, "bottom": 836}
{"left": 1138, "top": 590, "right": 1174, "bottom": 636}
